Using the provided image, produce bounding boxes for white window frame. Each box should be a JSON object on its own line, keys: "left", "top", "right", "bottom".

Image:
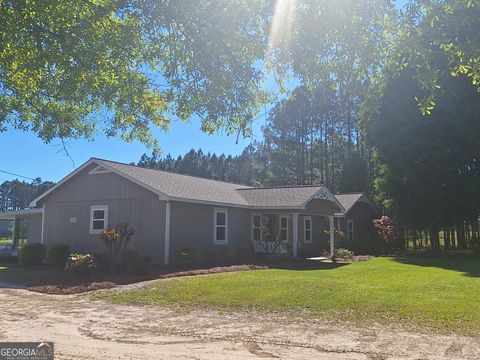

{"left": 251, "top": 213, "right": 262, "bottom": 242}
{"left": 347, "top": 219, "right": 354, "bottom": 242}
{"left": 279, "top": 215, "right": 289, "bottom": 243}
{"left": 90, "top": 205, "right": 108, "bottom": 234}
{"left": 213, "top": 208, "right": 228, "bottom": 245}
{"left": 304, "top": 216, "right": 312, "bottom": 244}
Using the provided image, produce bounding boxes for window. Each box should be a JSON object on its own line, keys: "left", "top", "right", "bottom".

{"left": 347, "top": 219, "right": 354, "bottom": 241}
{"left": 214, "top": 209, "right": 228, "bottom": 245}
{"left": 279, "top": 215, "right": 288, "bottom": 243}
{"left": 90, "top": 205, "right": 108, "bottom": 234}
{"left": 304, "top": 216, "right": 312, "bottom": 244}
{"left": 252, "top": 214, "right": 261, "bottom": 242}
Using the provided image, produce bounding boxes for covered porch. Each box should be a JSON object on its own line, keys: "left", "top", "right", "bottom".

{"left": 0, "top": 208, "right": 44, "bottom": 248}
{"left": 250, "top": 212, "right": 339, "bottom": 258}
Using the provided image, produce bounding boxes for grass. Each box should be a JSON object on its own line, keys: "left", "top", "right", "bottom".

{"left": 95, "top": 254, "right": 480, "bottom": 335}
{"left": 0, "top": 237, "right": 13, "bottom": 245}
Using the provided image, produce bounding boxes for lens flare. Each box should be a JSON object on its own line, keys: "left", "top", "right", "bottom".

{"left": 266, "top": 0, "right": 297, "bottom": 65}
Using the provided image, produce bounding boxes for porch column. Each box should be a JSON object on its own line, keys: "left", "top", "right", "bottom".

{"left": 41, "top": 205, "right": 45, "bottom": 244}
{"left": 12, "top": 216, "right": 17, "bottom": 248}
{"left": 329, "top": 216, "right": 335, "bottom": 257}
{"left": 164, "top": 201, "right": 171, "bottom": 265}
{"left": 292, "top": 213, "right": 298, "bottom": 257}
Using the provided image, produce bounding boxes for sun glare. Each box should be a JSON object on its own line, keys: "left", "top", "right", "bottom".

{"left": 266, "top": 0, "right": 298, "bottom": 64}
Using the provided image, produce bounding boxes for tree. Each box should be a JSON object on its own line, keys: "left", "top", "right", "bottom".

{"left": 398, "top": 0, "right": 480, "bottom": 115}
{"left": 1, "top": 0, "right": 271, "bottom": 149}
{"left": 0, "top": 178, "right": 55, "bottom": 211}
{"left": 338, "top": 152, "right": 367, "bottom": 193}
{"left": 367, "top": 58, "right": 480, "bottom": 247}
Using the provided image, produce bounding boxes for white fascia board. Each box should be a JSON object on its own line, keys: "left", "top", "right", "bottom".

{"left": 300, "top": 186, "right": 345, "bottom": 212}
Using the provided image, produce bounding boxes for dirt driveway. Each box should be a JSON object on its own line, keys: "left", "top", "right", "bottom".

{"left": 1, "top": 288, "right": 479, "bottom": 360}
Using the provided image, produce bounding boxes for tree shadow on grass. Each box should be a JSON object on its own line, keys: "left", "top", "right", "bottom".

{"left": 251, "top": 257, "right": 350, "bottom": 271}
{"left": 391, "top": 252, "right": 480, "bottom": 278}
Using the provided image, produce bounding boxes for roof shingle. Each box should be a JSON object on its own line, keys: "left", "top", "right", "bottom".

{"left": 96, "top": 159, "right": 252, "bottom": 206}
{"left": 237, "top": 186, "right": 324, "bottom": 207}
{"left": 334, "top": 193, "right": 364, "bottom": 213}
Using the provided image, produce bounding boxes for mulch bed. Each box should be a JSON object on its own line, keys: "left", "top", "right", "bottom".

{"left": 158, "top": 264, "right": 268, "bottom": 279}
{"left": 29, "top": 281, "right": 116, "bottom": 295}
{"left": 27, "top": 264, "right": 268, "bottom": 295}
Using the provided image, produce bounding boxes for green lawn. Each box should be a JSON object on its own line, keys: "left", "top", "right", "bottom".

{"left": 96, "top": 254, "right": 480, "bottom": 335}
{"left": 0, "top": 237, "right": 12, "bottom": 245}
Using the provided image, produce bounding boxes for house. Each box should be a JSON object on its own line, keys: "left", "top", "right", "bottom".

{"left": 334, "top": 193, "right": 380, "bottom": 251}
{"left": 0, "top": 158, "right": 379, "bottom": 263}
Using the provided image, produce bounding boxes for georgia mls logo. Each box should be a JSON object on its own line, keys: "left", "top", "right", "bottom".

{"left": 0, "top": 342, "right": 54, "bottom": 360}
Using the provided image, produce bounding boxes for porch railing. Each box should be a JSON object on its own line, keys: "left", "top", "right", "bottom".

{"left": 253, "top": 240, "right": 288, "bottom": 255}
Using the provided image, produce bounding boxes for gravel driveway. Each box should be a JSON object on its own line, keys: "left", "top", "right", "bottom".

{"left": 1, "top": 288, "right": 479, "bottom": 359}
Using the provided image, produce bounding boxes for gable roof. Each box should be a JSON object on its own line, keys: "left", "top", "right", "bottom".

{"left": 95, "top": 159, "right": 251, "bottom": 206}
{"left": 30, "top": 158, "right": 343, "bottom": 211}
{"left": 238, "top": 186, "right": 324, "bottom": 208}
{"left": 334, "top": 193, "right": 377, "bottom": 215}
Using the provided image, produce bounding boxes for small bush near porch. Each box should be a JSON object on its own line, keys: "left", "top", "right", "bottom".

{"left": 97, "top": 253, "right": 480, "bottom": 335}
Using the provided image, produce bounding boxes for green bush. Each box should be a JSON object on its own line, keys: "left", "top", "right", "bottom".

{"left": 19, "top": 243, "right": 46, "bottom": 265}
{"left": 334, "top": 248, "right": 354, "bottom": 259}
{"left": 177, "top": 248, "right": 198, "bottom": 266}
{"left": 124, "top": 251, "right": 151, "bottom": 276}
{"left": 46, "top": 244, "right": 70, "bottom": 266}
{"left": 65, "top": 253, "right": 95, "bottom": 277}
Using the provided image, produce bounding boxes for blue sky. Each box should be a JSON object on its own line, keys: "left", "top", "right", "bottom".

{"left": 0, "top": 118, "right": 265, "bottom": 183}
{"left": 0, "top": 0, "right": 408, "bottom": 183}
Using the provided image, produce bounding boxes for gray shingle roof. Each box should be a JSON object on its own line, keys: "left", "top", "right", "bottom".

{"left": 334, "top": 193, "right": 364, "bottom": 213}
{"left": 96, "top": 159, "right": 338, "bottom": 209}
{"left": 95, "top": 159, "right": 252, "bottom": 206}
{"left": 29, "top": 158, "right": 339, "bottom": 209}
{"left": 238, "top": 186, "right": 323, "bottom": 208}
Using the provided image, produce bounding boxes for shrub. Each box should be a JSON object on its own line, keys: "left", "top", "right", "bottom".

{"left": 124, "top": 251, "right": 151, "bottom": 276}
{"left": 334, "top": 248, "right": 354, "bottom": 259}
{"left": 19, "top": 243, "right": 46, "bottom": 265}
{"left": 65, "top": 253, "right": 95, "bottom": 278}
{"left": 100, "top": 224, "right": 136, "bottom": 271}
{"left": 177, "top": 248, "right": 198, "bottom": 266}
{"left": 46, "top": 244, "right": 70, "bottom": 266}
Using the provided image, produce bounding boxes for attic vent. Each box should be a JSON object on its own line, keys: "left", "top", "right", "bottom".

{"left": 88, "top": 165, "right": 112, "bottom": 175}
{"left": 313, "top": 188, "right": 335, "bottom": 201}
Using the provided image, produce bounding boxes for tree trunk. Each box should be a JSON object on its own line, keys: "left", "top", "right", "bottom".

{"left": 412, "top": 229, "right": 418, "bottom": 250}
{"left": 444, "top": 228, "right": 450, "bottom": 250}
{"left": 430, "top": 227, "right": 440, "bottom": 250}
{"left": 456, "top": 222, "right": 467, "bottom": 249}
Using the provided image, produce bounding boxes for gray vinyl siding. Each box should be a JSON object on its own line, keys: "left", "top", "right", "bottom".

{"left": 41, "top": 164, "right": 166, "bottom": 263}
{"left": 25, "top": 213, "right": 42, "bottom": 243}
{"left": 304, "top": 198, "right": 340, "bottom": 215}
{"left": 297, "top": 215, "right": 330, "bottom": 257}
{"left": 169, "top": 201, "right": 251, "bottom": 261}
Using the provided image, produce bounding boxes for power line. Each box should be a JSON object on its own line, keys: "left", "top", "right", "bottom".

{"left": 0, "top": 169, "right": 37, "bottom": 181}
